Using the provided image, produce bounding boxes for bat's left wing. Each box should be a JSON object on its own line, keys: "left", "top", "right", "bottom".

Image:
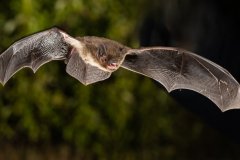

{"left": 121, "top": 47, "right": 240, "bottom": 112}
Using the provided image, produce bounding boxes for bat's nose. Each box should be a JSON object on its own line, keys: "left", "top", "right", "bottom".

{"left": 109, "top": 60, "right": 118, "bottom": 64}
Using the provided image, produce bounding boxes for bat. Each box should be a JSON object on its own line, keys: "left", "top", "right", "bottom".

{"left": 0, "top": 27, "right": 240, "bottom": 112}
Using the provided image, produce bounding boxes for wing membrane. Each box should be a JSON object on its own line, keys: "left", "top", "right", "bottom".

{"left": 0, "top": 27, "right": 70, "bottom": 85}
{"left": 121, "top": 47, "right": 240, "bottom": 111}
{"left": 66, "top": 50, "right": 111, "bottom": 85}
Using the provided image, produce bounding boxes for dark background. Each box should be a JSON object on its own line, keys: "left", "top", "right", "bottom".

{"left": 0, "top": 0, "right": 240, "bottom": 159}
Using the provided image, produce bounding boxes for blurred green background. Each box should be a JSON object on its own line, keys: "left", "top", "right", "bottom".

{"left": 0, "top": 0, "right": 240, "bottom": 159}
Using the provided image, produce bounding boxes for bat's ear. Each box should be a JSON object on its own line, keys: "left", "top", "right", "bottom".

{"left": 96, "top": 43, "right": 107, "bottom": 59}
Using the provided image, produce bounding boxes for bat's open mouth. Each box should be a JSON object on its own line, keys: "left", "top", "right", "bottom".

{"left": 107, "top": 63, "right": 117, "bottom": 70}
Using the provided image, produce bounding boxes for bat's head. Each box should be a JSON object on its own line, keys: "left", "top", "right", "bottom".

{"left": 96, "top": 43, "right": 126, "bottom": 72}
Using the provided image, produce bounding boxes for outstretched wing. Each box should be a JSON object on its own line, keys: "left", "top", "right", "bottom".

{"left": 66, "top": 49, "right": 111, "bottom": 85}
{"left": 121, "top": 47, "right": 240, "bottom": 112}
{"left": 0, "top": 27, "right": 71, "bottom": 85}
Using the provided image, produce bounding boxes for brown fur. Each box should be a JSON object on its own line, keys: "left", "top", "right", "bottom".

{"left": 76, "top": 36, "right": 131, "bottom": 72}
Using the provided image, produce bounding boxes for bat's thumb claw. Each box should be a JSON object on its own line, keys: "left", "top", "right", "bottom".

{"left": 64, "top": 59, "right": 69, "bottom": 64}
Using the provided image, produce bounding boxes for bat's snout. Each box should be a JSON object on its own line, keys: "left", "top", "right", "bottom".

{"left": 107, "top": 63, "right": 117, "bottom": 70}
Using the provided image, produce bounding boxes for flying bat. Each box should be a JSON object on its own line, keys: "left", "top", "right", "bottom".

{"left": 0, "top": 27, "right": 240, "bottom": 112}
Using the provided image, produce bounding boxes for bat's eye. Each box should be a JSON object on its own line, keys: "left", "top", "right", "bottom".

{"left": 105, "top": 58, "right": 108, "bottom": 61}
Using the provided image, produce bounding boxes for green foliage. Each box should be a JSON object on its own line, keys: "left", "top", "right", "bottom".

{"left": 0, "top": 0, "right": 239, "bottom": 159}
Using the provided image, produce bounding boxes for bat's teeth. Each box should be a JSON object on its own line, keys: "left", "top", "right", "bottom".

{"left": 107, "top": 63, "right": 117, "bottom": 70}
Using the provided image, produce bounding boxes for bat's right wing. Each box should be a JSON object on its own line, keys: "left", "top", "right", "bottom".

{"left": 0, "top": 27, "right": 71, "bottom": 85}
{"left": 66, "top": 49, "right": 111, "bottom": 86}
{"left": 121, "top": 47, "right": 240, "bottom": 112}
{"left": 0, "top": 27, "right": 111, "bottom": 86}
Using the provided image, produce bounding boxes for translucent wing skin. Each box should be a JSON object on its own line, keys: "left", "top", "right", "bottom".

{"left": 121, "top": 47, "right": 240, "bottom": 112}
{"left": 0, "top": 27, "right": 112, "bottom": 86}
{"left": 2, "top": 27, "right": 240, "bottom": 111}
{"left": 0, "top": 27, "right": 70, "bottom": 85}
{"left": 66, "top": 49, "right": 111, "bottom": 85}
